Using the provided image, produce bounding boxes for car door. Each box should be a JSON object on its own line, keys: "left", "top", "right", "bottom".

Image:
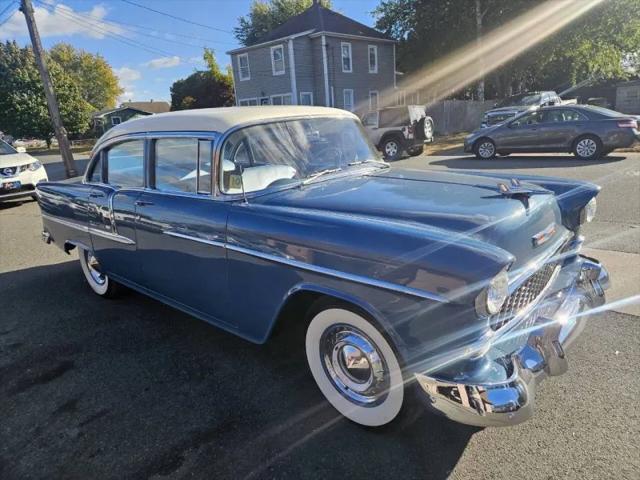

{"left": 133, "top": 135, "right": 232, "bottom": 326}
{"left": 534, "top": 109, "right": 582, "bottom": 150}
{"left": 86, "top": 139, "right": 144, "bottom": 285}
{"left": 495, "top": 111, "right": 543, "bottom": 151}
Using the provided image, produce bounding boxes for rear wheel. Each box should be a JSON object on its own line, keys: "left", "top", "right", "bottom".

{"left": 305, "top": 302, "right": 404, "bottom": 427}
{"left": 474, "top": 138, "right": 496, "bottom": 159}
{"left": 381, "top": 137, "right": 402, "bottom": 161}
{"left": 573, "top": 135, "right": 602, "bottom": 160}
{"left": 407, "top": 145, "right": 424, "bottom": 157}
{"left": 79, "top": 248, "right": 120, "bottom": 298}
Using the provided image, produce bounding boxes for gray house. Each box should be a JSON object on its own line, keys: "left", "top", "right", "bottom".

{"left": 227, "top": 1, "right": 397, "bottom": 116}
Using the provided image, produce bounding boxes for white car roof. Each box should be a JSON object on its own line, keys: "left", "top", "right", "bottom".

{"left": 96, "top": 106, "right": 358, "bottom": 149}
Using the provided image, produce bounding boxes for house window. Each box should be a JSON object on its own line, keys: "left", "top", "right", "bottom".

{"left": 238, "top": 98, "right": 258, "bottom": 106}
{"left": 396, "top": 90, "right": 405, "bottom": 106}
{"left": 341, "top": 42, "right": 352, "bottom": 73}
{"left": 271, "top": 93, "right": 292, "bottom": 105}
{"left": 238, "top": 53, "right": 250, "bottom": 81}
{"left": 259, "top": 97, "right": 270, "bottom": 105}
{"left": 369, "top": 91, "right": 379, "bottom": 111}
{"left": 111, "top": 116, "right": 122, "bottom": 126}
{"left": 271, "top": 45, "right": 285, "bottom": 75}
{"left": 299, "top": 92, "right": 313, "bottom": 105}
{"left": 343, "top": 89, "right": 354, "bottom": 112}
{"left": 368, "top": 45, "right": 378, "bottom": 73}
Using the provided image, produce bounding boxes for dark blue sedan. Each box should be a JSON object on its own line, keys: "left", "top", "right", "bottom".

{"left": 36, "top": 106, "right": 609, "bottom": 428}
{"left": 466, "top": 105, "right": 640, "bottom": 160}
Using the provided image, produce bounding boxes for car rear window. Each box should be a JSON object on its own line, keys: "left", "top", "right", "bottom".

{"left": 379, "top": 109, "right": 409, "bottom": 127}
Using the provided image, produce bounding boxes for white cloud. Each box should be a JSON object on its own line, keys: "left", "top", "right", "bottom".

{"left": 0, "top": 3, "right": 125, "bottom": 40}
{"left": 114, "top": 67, "right": 141, "bottom": 83}
{"left": 118, "top": 90, "right": 136, "bottom": 104}
{"left": 144, "top": 56, "right": 181, "bottom": 69}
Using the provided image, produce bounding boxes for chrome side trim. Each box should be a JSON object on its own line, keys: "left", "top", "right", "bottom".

{"left": 42, "top": 213, "right": 89, "bottom": 232}
{"left": 163, "top": 230, "right": 225, "bottom": 248}
{"left": 226, "top": 243, "right": 448, "bottom": 302}
{"left": 41, "top": 213, "right": 135, "bottom": 245}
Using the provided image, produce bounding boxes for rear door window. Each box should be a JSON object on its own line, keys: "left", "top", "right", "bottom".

{"left": 107, "top": 141, "right": 145, "bottom": 188}
{"left": 154, "top": 138, "right": 214, "bottom": 194}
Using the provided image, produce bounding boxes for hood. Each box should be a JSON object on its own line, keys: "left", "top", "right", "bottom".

{"left": 257, "top": 168, "right": 566, "bottom": 270}
{"left": 0, "top": 152, "right": 36, "bottom": 168}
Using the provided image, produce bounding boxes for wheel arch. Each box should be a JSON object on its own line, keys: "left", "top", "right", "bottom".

{"left": 473, "top": 135, "right": 495, "bottom": 150}
{"left": 571, "top": 132, "right": 602, "bottom": 150}
{"left": 379, "top": 131, "right": 405, "bottom": 148}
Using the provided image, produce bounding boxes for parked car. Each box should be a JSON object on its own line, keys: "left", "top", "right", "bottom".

{"left": 37, "top": 106, "right": 609, "bottom": 428}
{"left": 466, "top": 105, "right": 640, "bottom": 160}
{"left": 362, "top": 105, "right": 434, "bottom": 160}
{"left": 0, "top": 139, "right": 48, "bottom": 201}
{"left": 481, "top": 91, "right": 562, "bottom": 128}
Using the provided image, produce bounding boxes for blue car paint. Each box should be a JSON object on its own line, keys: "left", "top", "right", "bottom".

{"left": 37, "top": 139, "right": 599, "bottom": 375}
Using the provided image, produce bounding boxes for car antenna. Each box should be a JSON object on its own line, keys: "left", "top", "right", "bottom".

{"left": 238, "top": 164, "right": 248, "bottom": 204}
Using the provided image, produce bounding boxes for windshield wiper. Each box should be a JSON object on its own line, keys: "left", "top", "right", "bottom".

{"left": 347, "top": 159, "right": 388, "bottom": 167}
{"left": 302, "top": 168, "right": 342, "bottom": 185}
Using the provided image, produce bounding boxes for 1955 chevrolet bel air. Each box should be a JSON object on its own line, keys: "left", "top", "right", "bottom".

{"left": 36, "top": 106, "right": 610, "bottom": 428}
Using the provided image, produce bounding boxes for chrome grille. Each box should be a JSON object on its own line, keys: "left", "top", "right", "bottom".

{"left": 490, "top": 262, "right": 559, "bottom": 331}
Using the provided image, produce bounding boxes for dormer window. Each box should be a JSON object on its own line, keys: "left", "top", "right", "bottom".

{"left": 271, "top": 45, "right": 285, "bottom": 75}
{"left": 341, "top": 42, "right": 352, "bottom": 73}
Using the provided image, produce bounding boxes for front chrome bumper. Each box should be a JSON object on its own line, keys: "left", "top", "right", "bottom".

{"left": 414, "top": 255, "right": 609, "bottom": 427}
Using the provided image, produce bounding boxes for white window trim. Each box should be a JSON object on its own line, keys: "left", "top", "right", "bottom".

{"left": 111, "top": 116, "right": 121, "bottom": 125}
{"left": 369, "top": 90, "right": 379, "bottom": 111}
{"left": 238, "top": 53, "right": 250, "bottom": 81}
{"left": 299, "top": 91, "right": 314, "bottom": 105}
{"left": 341, "top": 42, "right": 352, "bottom": 73}
{"left": 396, "top": 90, "right": 405, "bottom": 106}
{"left": 270, "top": 44, "right": 285, "bottom": 76}
{"left": 343, "top": 89, "right": 354, "bottom": 112}
{"left": 238, "top": 97, "right": 258, "bottom": 106}
{"left": 368, "top": 45, "right": 378, "bottom": 73}
{"left": 270, "top": 93, "right": 293, "bottom": 105}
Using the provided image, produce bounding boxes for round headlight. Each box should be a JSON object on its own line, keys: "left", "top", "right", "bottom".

{"left": 486, "top": 269, "right": 509, "bottom": 315}
{"left": 28, "top": 160, "right": 42, "bottom": 171}
{"left": 581, "top": 197, "right": 597, "bottom": 224}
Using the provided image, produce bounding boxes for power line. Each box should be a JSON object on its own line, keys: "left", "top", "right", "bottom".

{"left": 0, "top": 1, "right": 16, "bottom": 25}
{"left": 120, "top": 0, "right": 232, "bottom": 34}
{"left": 34, "top": 0, "right": 179, "bottom": 58}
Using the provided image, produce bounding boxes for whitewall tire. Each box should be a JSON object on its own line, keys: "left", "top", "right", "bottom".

{"left": 79, "top": 248, "right": 119, "bottom": 298}
{"left": 305, "top": 306, "right": 404, "bottom": 427}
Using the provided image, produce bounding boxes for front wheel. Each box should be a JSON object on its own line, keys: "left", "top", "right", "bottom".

{"left": 79, "top": 248, "right": 120, "bottom": 298}
{"left": 305, "top": 304, "right": 404, "bottom": 427}
{"left": 474, "top": 138, "right": 496, "bottom": 159}
{"left": 573, "top": 135, "right": 602, "bottom": 160}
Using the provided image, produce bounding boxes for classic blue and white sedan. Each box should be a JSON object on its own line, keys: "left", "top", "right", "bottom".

{"left": 36, "top": 106, "right": 609, "bottom": 428}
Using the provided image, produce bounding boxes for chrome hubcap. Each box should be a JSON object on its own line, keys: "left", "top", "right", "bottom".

{"left": 86, "top": 252, "right": 106, "bottom": 285}
{"left": 576, "top": 139, "right": 597, "bottom": 157}
{"left": 320, "top": 324, "right": 389, "bottom": 406}
{"left": 385, "top": 141, "right": 398, "bottom": 156}
{"left": 478, "top": 142, "right": 495, "bottom": 158}
{"left": 424, "top": 121, "right": 432, "bottom": 138}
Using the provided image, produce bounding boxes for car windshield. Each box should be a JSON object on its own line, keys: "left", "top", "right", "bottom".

{"left": 0, "top": 140, "right": 17, "bottom": 155}
{"left": 496, "top": 93, "right": 542, "bottom": 107}
{"left": 220, "top": 117, "right": 384, "bottom": 194}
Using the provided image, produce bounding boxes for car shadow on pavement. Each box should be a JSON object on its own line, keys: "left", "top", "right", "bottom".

{"left": 0, "top": 261, "right": 477, "bottom": 479}
{"left": 431, "top": 154, "right": 627, "bottom": 169}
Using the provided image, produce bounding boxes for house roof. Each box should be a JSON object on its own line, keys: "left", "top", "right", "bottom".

{"left": 92, "top": 105, "right": 150, "bottom": 118}
{"left": 121, "top": 101, "right": 171, "bottom": 114}
{"left": 231, "top": 3, "right": 392, "bottom": 52}
{"left": 95, "top": 106, "right": 357, "bottom": 149}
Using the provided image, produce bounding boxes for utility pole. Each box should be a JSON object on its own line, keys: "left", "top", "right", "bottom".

{"left": 475, "top": 0, "right": 486, "bottom": 102}
{"left": 20, "top": 0, "right": 77, "bottom": 177}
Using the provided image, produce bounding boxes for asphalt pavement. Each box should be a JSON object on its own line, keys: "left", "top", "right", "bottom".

{"left": 0, "top": 150, "right": 638, "bottom": 479}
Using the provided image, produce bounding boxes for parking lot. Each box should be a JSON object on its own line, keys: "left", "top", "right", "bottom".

{"left": 1, "top": 150, "right": 639, "bottom": 479}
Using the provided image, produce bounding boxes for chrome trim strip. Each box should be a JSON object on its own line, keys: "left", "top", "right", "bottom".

{"left": 226, "top": 243, "right": 447, "bottom": 302}
{"left": 41, "top": 213, "right": 135, "bottom": 245}
{"left": 42, "top": 213, "right": 88, "bottom": 232}
{"left": 163, "top": 230, "right": 225, "bottom": 248}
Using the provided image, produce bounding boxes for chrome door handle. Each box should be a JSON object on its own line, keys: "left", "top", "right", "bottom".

{"left": 89, "top": 192, "right": 105, "bottom": 198}
{"left": 135, "top": 200, "right": 154, "bottom": 207}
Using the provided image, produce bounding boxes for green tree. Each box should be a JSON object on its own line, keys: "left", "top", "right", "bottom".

{"left": 170, "top": 49, "right": 234, "bottom": 110}
{"left": 235, "top": 0, "right": 332, "bottom": 46}
{"left": 49, "top": 43, "right": 122, "bottom": 110}
{"left": 0, "top": 41, "right": 92, "bottom": 145}
{"left": 375, "top": 0, "right": 640, "bottom": 99}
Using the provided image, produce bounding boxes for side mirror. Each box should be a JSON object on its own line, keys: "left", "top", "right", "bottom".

{"left": 16, "top": 146, "right": 26, "bottom": 153}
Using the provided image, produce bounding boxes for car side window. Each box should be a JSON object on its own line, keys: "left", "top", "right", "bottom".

{"left": 88, "top": 154, "right": 103, "bottom": 183}
{"left": 363, "top": 113, "right": 377, "bottom": 127}
{"left": 154, "top": 138, "right": 213, "bottom": 194}
{"left": 107, "top": 141, "right": 144, "bottom": 188}
{"left": 511, "top": 111, "right": 542, "bottom": 127}
{"left": 541, "top": 110, "right": 565, "bottom": 123}
{"left": 563, "top": 110, "right": 587, "bottom": 121}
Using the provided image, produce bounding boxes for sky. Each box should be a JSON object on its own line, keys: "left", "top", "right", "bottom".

{"left": 0, "top": 0, "right": 381, "bottom": 104}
